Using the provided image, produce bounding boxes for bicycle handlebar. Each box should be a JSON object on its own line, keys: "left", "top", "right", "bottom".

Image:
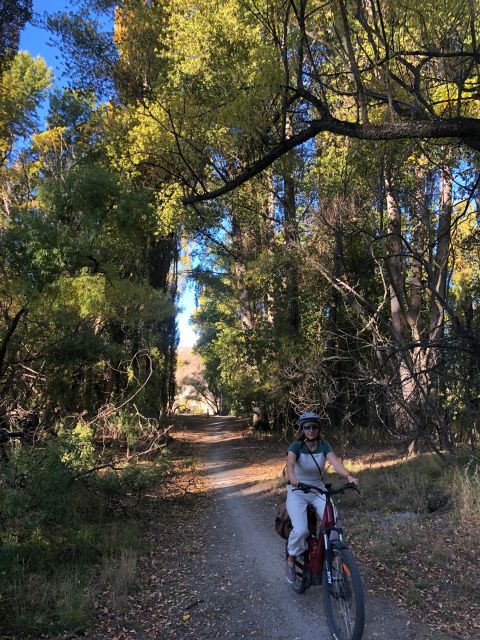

{"left": 293, "top": 481, "right": 360, "bottom": 496}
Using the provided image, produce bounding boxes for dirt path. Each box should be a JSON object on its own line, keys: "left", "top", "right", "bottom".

{"left": 173, "top": 416, "right": 454, "bottom": 640}
{"left": 85, "top": 416, "right": 458, "bottom": 640}
{"left": 192, "top": 416, "right": 333, "bottom": 639}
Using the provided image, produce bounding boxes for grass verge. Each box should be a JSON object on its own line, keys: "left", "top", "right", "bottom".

{"left": 0, "top": 441, "right": 180, "bottom": 639}
{"left": 333, "top": 449, "right": 480, "bottom": 639}
{"left": 0, "top": 493, "right": 145, "bottom": 638}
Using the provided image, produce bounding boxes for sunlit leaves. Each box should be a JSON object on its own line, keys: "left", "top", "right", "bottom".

{"left": 0, "top": 51, "right": 52, "bottom": 159}
{"left": 46, "top": 271, "right": 173, "bottom": 325}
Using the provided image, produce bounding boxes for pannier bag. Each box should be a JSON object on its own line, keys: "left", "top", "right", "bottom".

{"left": 275, "top": 503, "right": 292, "bottom": 539}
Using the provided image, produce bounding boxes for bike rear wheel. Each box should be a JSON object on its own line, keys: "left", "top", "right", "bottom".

{"left": 323, "top": 545, "right": 364, "bottom": 640}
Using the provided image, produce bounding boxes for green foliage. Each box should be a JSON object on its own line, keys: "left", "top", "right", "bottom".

{"left": 1, "top": 78, "right": 179, "bottom": 425}
{"left": 4, "top": 441, "right": 75, "bottom": 528}
{"left": 116, "top": 461, "right": 169, "bottom": 496}
{"left": 0, "top": 51, "right": 52, "bottom": 158}
{"left": 46, "top": 6, "right": 118, "bottom": 96}
{"left": 0, "top": 421, "right": 169, "bottom": 636}
{"left": 36, "top": 0, "right": 480, "bottom": 446}
{"left": 47, "top": 87, "right": 96, "bottom": 130}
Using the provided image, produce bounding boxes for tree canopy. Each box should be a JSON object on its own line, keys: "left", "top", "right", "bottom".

{"left": 1, "top": 0, "right": 479, "bottom": 472}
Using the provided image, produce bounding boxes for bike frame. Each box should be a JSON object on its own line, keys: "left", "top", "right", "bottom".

{"left": 290, "top": 482, "right": 365, "bottom": 640}
{"left": 294, "top": 483, "right": 351, "bottom": 589}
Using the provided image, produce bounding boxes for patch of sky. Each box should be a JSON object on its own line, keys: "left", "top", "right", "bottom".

{"left": 177, "top": 280, "right": 198, "bottom": 347}
{"left": 9, "top": 0, "right": 69, "bottom": 158}
{"left": 177, "top": 239, "right": 203, "bottom": 348}
{"left": 19, "top": 0, "right": 116, "bottom": 129}
{"left": 177, "top": 220, "right": 237, "bottom": 347}
{"left": 19, "top": 0, "right": 72, "bottom": 113}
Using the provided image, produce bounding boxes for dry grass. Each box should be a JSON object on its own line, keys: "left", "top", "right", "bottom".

{"left": 99, "top": 550, "right": 138, "bottom": 610}
{"left": 334, "top": 451, "right": 480, "bottom": 639}
{"left": 9, "top": 568, "right": 91, "bottom": 635}
{"left": 453, "top": 464, "right": 480, "bottom": 541}
{"left": 55, "top": 576, "right": 91, "bottom": 629}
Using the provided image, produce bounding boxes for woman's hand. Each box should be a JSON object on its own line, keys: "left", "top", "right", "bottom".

{"left": 326, "top": 452, "right": 359, "bottom": 486}
{"left": 346, "top": 473, "right": 359, "bottom": 486}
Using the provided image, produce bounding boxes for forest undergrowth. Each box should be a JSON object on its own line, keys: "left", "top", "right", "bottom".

{"left": 0, "top": 433, "right": 200, "bottom": 639}
{"left": 2, "top": 418, "right": 479, "bottom": 639}
{"left": 336, "top": 450, "right": 480, "bottom": 639}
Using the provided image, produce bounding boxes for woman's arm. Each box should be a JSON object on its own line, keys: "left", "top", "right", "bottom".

{"left": 326, "top": 452, "right": 359, "bottom": 485}
{"left": 286, "top": 451, "right": 299, "bottom": 487}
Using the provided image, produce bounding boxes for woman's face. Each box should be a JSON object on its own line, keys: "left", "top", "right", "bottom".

{"left": 302, "top": 424, "right": 319, "bottom": 440}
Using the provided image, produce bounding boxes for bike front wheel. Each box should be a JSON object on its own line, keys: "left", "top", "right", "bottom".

{"left": 323, "top": 545, "right": 365, "bottom": 640}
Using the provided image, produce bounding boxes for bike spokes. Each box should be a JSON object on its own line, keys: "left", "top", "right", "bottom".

{"left": 330, "top": 558, "right": 355, "bottom": 635}
{"left": 323, "top": 547, "right": 364, "bottom": 640}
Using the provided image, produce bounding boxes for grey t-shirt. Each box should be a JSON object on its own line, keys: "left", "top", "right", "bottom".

{"left": 287, "top": 439, "right": 333, "bottom": 485}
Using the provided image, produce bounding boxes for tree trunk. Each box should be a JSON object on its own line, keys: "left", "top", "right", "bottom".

{"left": 252, "top": 404, "right": 270, "bottom": 430}
{"left": 0, "top": 306, "right": 27, "bottom": 379}
{"left": 408, "top": 166, "right": 428, "bottom": 392}
{"left": 231, "top": 212, "right": 254, "bottom": 331}
{"left": 147, "top": 232, "right": 178, "bottom": 420}
{"left": 264, "top": 176, "right": 275, "bottom": 324}
{"left": 280, "top": 118, "right": 300, "bottom": 337}
{"left": 429, "top": 163, "right": 452, "bottom": 347}
{"left": 427, "top": 161, "right": 453, "bottom": 448}
{"left": 384, "top": 173, "right": 416, "bottom": 412}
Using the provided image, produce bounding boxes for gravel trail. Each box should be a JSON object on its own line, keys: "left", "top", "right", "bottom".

{"left": 84, "top": 415, "right": 460, "bottom": 640}
{"left": 200, "top": 417, "right": 331, "bottom": 640}
{"left": 193, "top": 416, "right": 457, "bottom": 640}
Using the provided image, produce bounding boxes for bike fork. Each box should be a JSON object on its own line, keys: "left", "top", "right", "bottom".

{"left": 324, "top": 533, "right": 333, "bottom": 587}
{"left": 323, "top": 529, "right": 343, "bottom": 586}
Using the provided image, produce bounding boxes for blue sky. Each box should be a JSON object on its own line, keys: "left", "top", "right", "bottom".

{"left": 19, "top": 0, "right": 70, "bottom": 88}
{"left": 19, "top": 0, "right": 198, "bottom": 347}
{"left": 177, "top": 280, "right": 198, "bottom": 348}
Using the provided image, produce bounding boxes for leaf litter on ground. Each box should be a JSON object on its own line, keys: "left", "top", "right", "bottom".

{"left": 68, "top": 418, "right": 479, "bottom": 640}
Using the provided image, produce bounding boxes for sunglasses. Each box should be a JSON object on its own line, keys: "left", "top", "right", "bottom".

{"left": 303, "top": 424, "right": 319, "bottom": 431}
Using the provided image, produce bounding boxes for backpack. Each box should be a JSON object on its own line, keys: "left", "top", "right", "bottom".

{"left": 274, "top": 503, "right": 292, "bottom": 539}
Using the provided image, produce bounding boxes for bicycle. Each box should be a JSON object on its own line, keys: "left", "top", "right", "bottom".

{"left": 288, "top": 482, "right": 365, "bottom": 640}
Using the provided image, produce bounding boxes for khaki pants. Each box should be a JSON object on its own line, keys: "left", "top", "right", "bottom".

{"left": 285, "top": 485, "right": 327, "bottom": 557}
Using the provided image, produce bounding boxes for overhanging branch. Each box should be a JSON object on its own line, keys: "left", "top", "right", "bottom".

{"left": 184, "top": 117, "right": 480, "bottom": 204}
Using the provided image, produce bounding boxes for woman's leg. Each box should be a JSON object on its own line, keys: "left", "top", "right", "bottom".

{"left": 312, "top": 493, "right": 326, "bottom": 521}
{"left": 286, "top": 488, "right": 309, "bottom": 558}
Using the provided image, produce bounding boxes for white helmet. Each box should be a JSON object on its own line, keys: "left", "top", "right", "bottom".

{"left": 298, "top": 412, "right": 321, "bottom": 428}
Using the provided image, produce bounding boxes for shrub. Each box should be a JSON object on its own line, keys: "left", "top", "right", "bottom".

{"left": 0, "top": 426, "right": 171, "bottom": 636}
{"left": 452, "top": 458, "right": 480, "bottom": 539}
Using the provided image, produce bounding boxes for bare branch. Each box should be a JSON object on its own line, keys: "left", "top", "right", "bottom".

{"left": 185, "top": 117, "right": 480, "bottom": 204}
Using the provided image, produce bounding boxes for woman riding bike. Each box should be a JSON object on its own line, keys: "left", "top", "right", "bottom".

{"left": 285, "top": 411, "right": 359, "bottom": 584}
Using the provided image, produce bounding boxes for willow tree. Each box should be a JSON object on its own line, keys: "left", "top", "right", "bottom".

{"left": 180, "top": 0, "right": 480, "bottom": 203}
{"left": 46, "top": 0, "right": 480, "bottom": 444}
